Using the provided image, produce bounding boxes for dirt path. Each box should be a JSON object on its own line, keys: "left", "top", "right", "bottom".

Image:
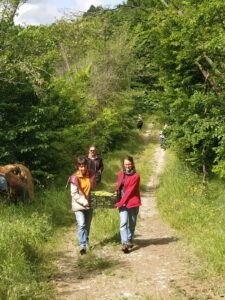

{"left": 53, "top": 129, "right": 220, "bottom": 300}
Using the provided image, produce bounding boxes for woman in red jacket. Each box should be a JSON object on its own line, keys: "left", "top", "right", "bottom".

{"left": 116, "top": 155, "right": 141, "bottom": 253}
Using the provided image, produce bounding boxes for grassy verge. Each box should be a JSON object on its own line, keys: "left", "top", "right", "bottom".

{"left": 0, "top": 187, "right": 73, "bottom": 300}
{"left": 0, "top": 204, "right": 53, "bottom": 299}
{"left": 157, "top": 151, "right": 225, "bottom": 276}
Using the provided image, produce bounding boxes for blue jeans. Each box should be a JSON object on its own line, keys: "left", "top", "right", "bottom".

{"left": 119, "top": 206, "right": 139, "bottom": 245}
{"left": 75, "top": 209, "right": 93, "bottom": 248}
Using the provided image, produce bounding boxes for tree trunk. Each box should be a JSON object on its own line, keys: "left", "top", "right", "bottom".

{"left": 59, "top": 43, "right": 70, "bottom": 72}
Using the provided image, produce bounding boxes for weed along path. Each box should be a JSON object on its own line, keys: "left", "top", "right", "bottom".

{"left": 53, "top": 130, "right": 215, "bottom": 300}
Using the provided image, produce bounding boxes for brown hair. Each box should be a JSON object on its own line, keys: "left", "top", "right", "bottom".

{"left": 122, "top": 155, "right": 136, "bottom": 171}
{"left": 76, "top": 156, "right": 88, "bottom": 169}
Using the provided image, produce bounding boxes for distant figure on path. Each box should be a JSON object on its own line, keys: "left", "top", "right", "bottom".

{"left": 159, "top": 131, "right": 165, "bottom": 146}
{"left": 87, "top": 145, "right": 104, "bottom": 184}
{"left": 68, "top": 156, "right": 95, "bottom": 255}
{"left": 116, "top": 155, "right": 141, "bottom": 253}
{"left": 137, "top": 114, "right": 143, "bottom": 130}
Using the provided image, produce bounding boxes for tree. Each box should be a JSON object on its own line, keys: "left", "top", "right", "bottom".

{"left": 134, "top": 0, "right": 225, "bottom": 181}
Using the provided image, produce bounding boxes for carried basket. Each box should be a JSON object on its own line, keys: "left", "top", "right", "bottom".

{"left": 92, "top": 191, "right": 117, "bottom": 209}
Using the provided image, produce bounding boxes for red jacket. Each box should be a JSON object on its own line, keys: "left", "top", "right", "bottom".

{"left": 116, "top": 170, "right": 141, "bottom": 209}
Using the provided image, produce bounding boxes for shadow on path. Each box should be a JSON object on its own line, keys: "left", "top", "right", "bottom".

{"left": 130, "top": 236, "right": 179, "bottom": 252}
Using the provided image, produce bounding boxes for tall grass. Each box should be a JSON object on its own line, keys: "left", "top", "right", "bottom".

{"left": 157, "top": 151, "right": 225, "bottom": 275}
{"left": 91, "top": 209, "right": 120, "bottom": 245}
{"left": 0, "top": 187, "right": 74, "bottom": 299}
{"left": 0, "top": 205, "right": 53, "bottom": 299}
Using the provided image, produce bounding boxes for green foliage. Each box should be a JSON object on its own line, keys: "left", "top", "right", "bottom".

{"left": 0, "top": 16, "right": 63, "bottom": 183}
{"left": 1, "top": 0, "right": 224, "bottom": 185}
{"left": 134, "top": 0, "right": 225, "bottom": 179}
{"left": 164, "top": 91, "right": 222, "bottom": 172}
{"left": 157, "top": 152, "right": 225, "bottom": 274}
{"left": 83, "top": 5, "right": 104, "bottom": 17}
{"left": 0, "top": 4, "right": 142, "bottom": 185}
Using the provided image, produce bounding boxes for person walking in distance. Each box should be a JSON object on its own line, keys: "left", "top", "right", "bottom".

{"left": 137, "top": 114, "right": 143, "bottom": 130}
{"left": 68, "top": 156, "right": 95, "bottom": 255}
{"left": 87, "top": 145, "right": 104, "bottom": 184}
{"left": 116, "top": 155, "right": 141, "bottom": 253}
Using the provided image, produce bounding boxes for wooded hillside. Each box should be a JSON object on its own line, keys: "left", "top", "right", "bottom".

{"left": 1, "top": 0, "right": 224, "bottom": 184}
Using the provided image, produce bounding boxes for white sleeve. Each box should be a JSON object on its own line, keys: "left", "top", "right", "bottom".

{"left": 70, "top": 183, "right": 87, "bottom": 206}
